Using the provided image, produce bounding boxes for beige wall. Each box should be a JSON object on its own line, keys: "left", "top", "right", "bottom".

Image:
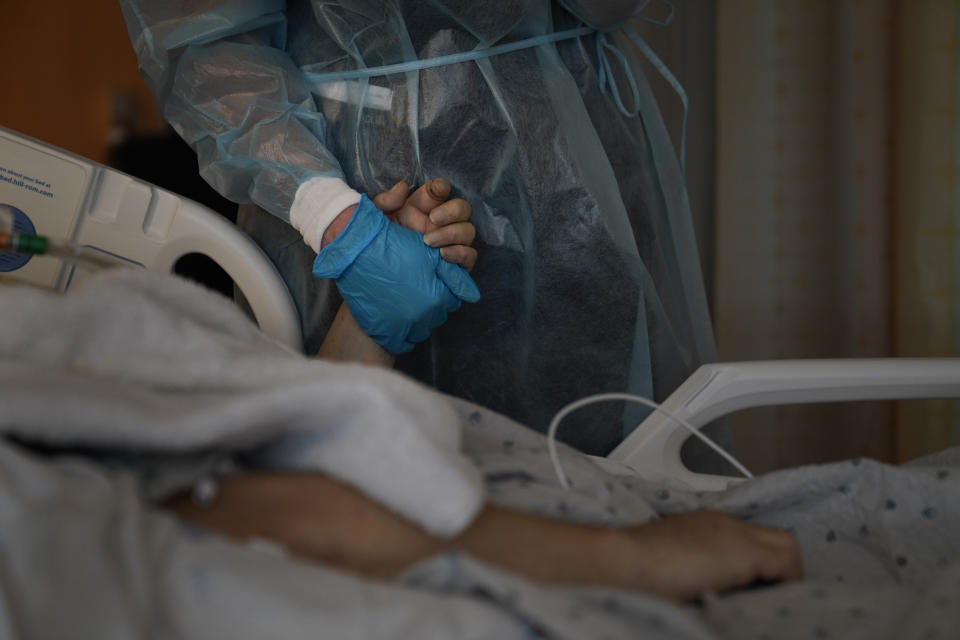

{"left": 0, "top": 1, "right": 162, "bottom": 162}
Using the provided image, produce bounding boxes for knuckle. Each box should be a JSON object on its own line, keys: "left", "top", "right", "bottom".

{"left": 402, "top": 212, "right": 429, "bottom": 234}
{"left": 427, "top": 178, "right": 451, "bottom": 201}
{"left": 450, "top": 198, "right": 471, "bottom": 219}
{"left": 457, "top": 248, "right": 474, "bottom": 266}
{"left": 783, "top": 534, "right": 802, "bottom": 555}
{"left": 450, "top": 246, "right": 476, "bottom": 267}
{"left": 441, "top": 245, "right": 462, "bottom": 261}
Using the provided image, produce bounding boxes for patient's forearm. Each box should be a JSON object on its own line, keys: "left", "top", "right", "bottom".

{"left": 169, "top": 473, "right": 613, "bottom": 584}
{"left": 168, "top": 472, "right": 440, "bottom": 578}
{"left": 315, "top": 304, "right": 395, "bottom": 368}
{"left": 167, "top": 472, "right": 802, "bottom": 601}
{"left": 453, "top": 505, "right": 628, "bottom": 585}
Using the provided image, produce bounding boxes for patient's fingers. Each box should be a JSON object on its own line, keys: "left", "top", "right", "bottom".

{"left": 422, "top": 206, "right": 477, "bottom": 270}
{"left": 750, "top": 525, "right": 804, "bottom": 582}
{"left": 424, "top": 221, "right": 476, "bottom": 249}
{"left": 438, "top": 245, "right": 478, "bottom": 272}
{"left": 625, "top": 510, "right": 803, "bottom": 602}
{"left": 384, "top": 182, "right": 478, "bottom": 272}
{"left": 392, "top": 207, "right": 431, "bottom": 234}
{"left": 394, "top": 196, "right": 469, "bottom": 236}
{"left": 726, "top": 519, "right": 804, "bottom": 590}
{"left": 409, "top": 178, "right": 452, "bottom": 211}
{"left": 392, "top": 179, "right": 453, "bottom": 233}
{"left": 428, "top": 198, "right": 471, "bottom": 226}
{"left": 373, "top": 180, "right": 410, "bottom": 215}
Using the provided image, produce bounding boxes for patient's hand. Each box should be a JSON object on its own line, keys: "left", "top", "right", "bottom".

{"left": 373, "top": 178, "right": 477, "bottom": 271}
{"left": 453, "top": 506, "right": 802, "bottom": 602}
{"left": 616, "top": 511, "right": 803, "bottom": 601}
{"left": 321, "top": 178, "right": 477, "bottom": 272}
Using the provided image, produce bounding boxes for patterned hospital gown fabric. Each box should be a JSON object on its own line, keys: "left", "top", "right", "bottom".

{"left": 410, "top": 399, "right": 960, "bottom": 640}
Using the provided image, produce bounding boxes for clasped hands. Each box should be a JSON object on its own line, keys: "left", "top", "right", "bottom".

{"left": 312, "top": 178, "right": 479, "bottom": 354}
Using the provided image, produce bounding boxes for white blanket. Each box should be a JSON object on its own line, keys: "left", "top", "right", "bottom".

{"left": 0, "top": 269, "right": 483, "bottom": 538}
{"left": 2, "top": 270, "right": 959, "bottom": 640}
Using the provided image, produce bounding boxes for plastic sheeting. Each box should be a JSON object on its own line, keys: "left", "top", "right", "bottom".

{"left": 121, "top": 0, "right": 717, "bottom": 456}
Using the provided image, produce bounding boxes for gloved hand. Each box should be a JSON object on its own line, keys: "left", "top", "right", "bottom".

{"left": 312, "top": 194, "right": 480, "bottom": 354}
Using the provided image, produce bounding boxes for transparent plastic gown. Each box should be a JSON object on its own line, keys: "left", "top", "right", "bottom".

{"left": 121, "top": 0, "right": 718, "bottom": 456}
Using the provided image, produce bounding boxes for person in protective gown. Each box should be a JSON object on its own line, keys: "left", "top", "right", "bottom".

{"left": 120, "top": 0, "right": 718, "bottom": 458}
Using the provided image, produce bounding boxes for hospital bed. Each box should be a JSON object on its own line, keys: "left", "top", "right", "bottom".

{"left": 0, "top": 126, "right": 301, "bottom": 351}
{"left": 2, "top": 125, "right": 958, "bottom": 493}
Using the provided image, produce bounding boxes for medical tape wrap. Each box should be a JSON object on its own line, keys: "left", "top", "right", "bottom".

{"left": 302, "top": 7, "right": 688, "bottom": 174}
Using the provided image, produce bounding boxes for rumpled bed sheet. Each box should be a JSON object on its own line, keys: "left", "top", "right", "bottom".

{"left": 0, "top": 271, "right": 958, "bottom": 639}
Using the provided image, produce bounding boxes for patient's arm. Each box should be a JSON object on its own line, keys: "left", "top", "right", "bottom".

{"left": 169, "top": 472, "right": 802, "bottom": 602}
{"left": 315, "top": 304, "right": 395, "bottom": 366}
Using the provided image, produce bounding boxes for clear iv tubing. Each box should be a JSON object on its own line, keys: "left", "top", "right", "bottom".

{"left": 546, "top": 393, "right": 753, "bottom": 490}
{"left": 0, "top": 208, "right": 127, "bottom": 270}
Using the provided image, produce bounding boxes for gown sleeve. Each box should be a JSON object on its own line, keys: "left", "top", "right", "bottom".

{"left": 119, "top": 0, "right": 346, "bottom": 223}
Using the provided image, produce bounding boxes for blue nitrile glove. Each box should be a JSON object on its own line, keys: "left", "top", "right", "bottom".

{"left": 312, "top": 194, "right": 481, "bottom": 354}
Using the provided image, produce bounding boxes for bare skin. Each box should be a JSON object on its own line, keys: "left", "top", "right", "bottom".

{"left": 321, "top": 178, "right": 477, "bottom": 271}
{"left": 169, "top": 472, "right": 802, "bottom": 602}
{"left": 169, "top": 182, "right": 804, "bottom": 602}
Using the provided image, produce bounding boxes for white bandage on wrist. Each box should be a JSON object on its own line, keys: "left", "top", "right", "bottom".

{"left": 289, "top": 176, "right": 362, "bottom": 253}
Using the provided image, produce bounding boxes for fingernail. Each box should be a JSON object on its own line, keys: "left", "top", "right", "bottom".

{"left": 427, "top": 178, "right": 450, "bottom": 201}
{"left": 438, "top": 247, "right": 448, "bottom": 259}
{"left": 424, "top": 232, "right": 441, "bottom": 247}
{"left": 392, "top": 180, "right": 407, "bottom": 191}
{"left": 429, "top": 206, "right": 449, "bottom": 225}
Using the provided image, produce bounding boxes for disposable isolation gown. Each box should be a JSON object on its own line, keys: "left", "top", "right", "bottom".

{"left": 121, "top": 0, "right": 717, "bottom": 456}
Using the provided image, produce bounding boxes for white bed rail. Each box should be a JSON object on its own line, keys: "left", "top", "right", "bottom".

{"left": 608, "top": 359, "right": 960, "bottom": 492}
{"left": 0, "top": 126, "right": 302, "bottom": 351}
